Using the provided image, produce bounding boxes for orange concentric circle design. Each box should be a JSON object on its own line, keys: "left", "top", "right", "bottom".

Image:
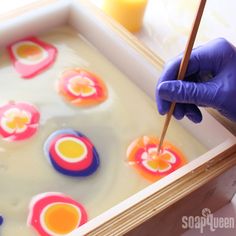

{"left": 127, "top": 136, "right": 187, "bottom": 182}
{"left": 58, "top": 69, "right": 108, "bottom": 107}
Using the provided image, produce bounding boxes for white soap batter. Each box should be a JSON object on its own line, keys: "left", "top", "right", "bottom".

{"left": 0, "top": 26, "right": 206, "bottom": 236}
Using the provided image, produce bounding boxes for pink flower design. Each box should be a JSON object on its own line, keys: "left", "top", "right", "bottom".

{"left": 0, "top": 102, "right": 40, "bottom": 141}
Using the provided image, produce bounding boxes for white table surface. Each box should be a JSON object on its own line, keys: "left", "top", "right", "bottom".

{"left": 92, "top": 0, "right": 236, "bottom": 62}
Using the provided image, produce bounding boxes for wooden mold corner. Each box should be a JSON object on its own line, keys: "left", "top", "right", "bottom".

{"left": 86, "top": 145, "right": 236, "bottom": 236}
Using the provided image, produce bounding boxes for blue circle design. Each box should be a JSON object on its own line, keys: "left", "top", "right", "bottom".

{"left": 0, "top": 215, "right": 3, "bottom": 226}
{"left": 44, "top": 129, "right": 100, "bottom": 177}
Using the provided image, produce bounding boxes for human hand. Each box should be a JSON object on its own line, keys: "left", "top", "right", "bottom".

{"left": 156, "top": 38, "right": 236, "bottom": 123}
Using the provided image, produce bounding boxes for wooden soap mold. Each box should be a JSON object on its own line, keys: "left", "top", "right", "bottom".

{"left": 0, "top": 1, "right": 236, "bottom": 235}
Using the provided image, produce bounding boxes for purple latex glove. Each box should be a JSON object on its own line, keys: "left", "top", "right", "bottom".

{"left": 156, "top": 38, "right": 236, "bottom": 123}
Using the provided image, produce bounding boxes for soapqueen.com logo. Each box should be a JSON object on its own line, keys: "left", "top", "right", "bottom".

{"left": 182, "top": 208, "right": 235, "bottom": 234}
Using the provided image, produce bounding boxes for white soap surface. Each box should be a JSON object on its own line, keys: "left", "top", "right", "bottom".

{"left": 0, "top": 26, "right": 206, "bottom": 235}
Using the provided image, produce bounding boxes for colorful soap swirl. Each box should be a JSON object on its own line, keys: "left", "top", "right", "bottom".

{"left": 28, "top": 192, "right": 87, "bottom": 236}
{"left": 0, "top": 102, "right": 40, "bottom": 141}
{"left": 8, "top": 37, "right": 57, "bottom": 78}
{"left": 44, "top": 129, "right": 100, "bottom": 176}
{"left": 58, "top": 69, "right": 108, "bottom": 107}
{"left": 127, "top": 136, "right": 187, "bottom": 182}
{"left": 0, "top": 215, "right": 3, "bottom": 226}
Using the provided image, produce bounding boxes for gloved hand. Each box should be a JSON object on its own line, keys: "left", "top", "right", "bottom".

{"left": 156, "top": 38, "right": 236, "bottom": 123}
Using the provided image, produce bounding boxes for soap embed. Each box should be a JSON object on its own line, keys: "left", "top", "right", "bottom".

{"left": 28, "top": 192, "right": 87, "bottom": 236}
{"left": 0, "top": 215, "right": 3, "bottom": 226}
{"left": 127, "top": 136, "right": 187, "bottom": 182}
{"left": 58, "top": 69, "right": 108, "bottom": 107}
{"left": 0, "top": 102, "right": 40, "bottom": 141}
{"left": 8, "top": 37, "right": 57, "bottom": 78}
{"left": 44, "top": 129, "right": 100, "bottom": 177}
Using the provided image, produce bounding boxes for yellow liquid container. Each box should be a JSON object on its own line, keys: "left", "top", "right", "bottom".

{"left": 103, "top": 0, "right": 148, "bottom": 32}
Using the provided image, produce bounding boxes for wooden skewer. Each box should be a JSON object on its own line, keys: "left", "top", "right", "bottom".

{"left": 157, "top": 0, "right": 207, "bottom": 154}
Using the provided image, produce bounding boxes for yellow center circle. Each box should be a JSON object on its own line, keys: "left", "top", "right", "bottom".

{"left": 57, "top": 138, "right": 86, "bottom": 160}
{"left": 6, "top": 115, "right": 29, "bottom": 129}
{"left": 43, "top": 203, "right": 80, "bottom": 234}
{"left": 16, "top": 44, "right": 43, "bottom": 61}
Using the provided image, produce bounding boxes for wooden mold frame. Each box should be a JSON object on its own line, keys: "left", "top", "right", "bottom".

{"left": 0, "top": 1, "right": 236, "bottom": 235}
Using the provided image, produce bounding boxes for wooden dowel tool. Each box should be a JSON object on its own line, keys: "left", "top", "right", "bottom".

{"left": 157, "top": 0, "right": 207, "bottom": 154}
